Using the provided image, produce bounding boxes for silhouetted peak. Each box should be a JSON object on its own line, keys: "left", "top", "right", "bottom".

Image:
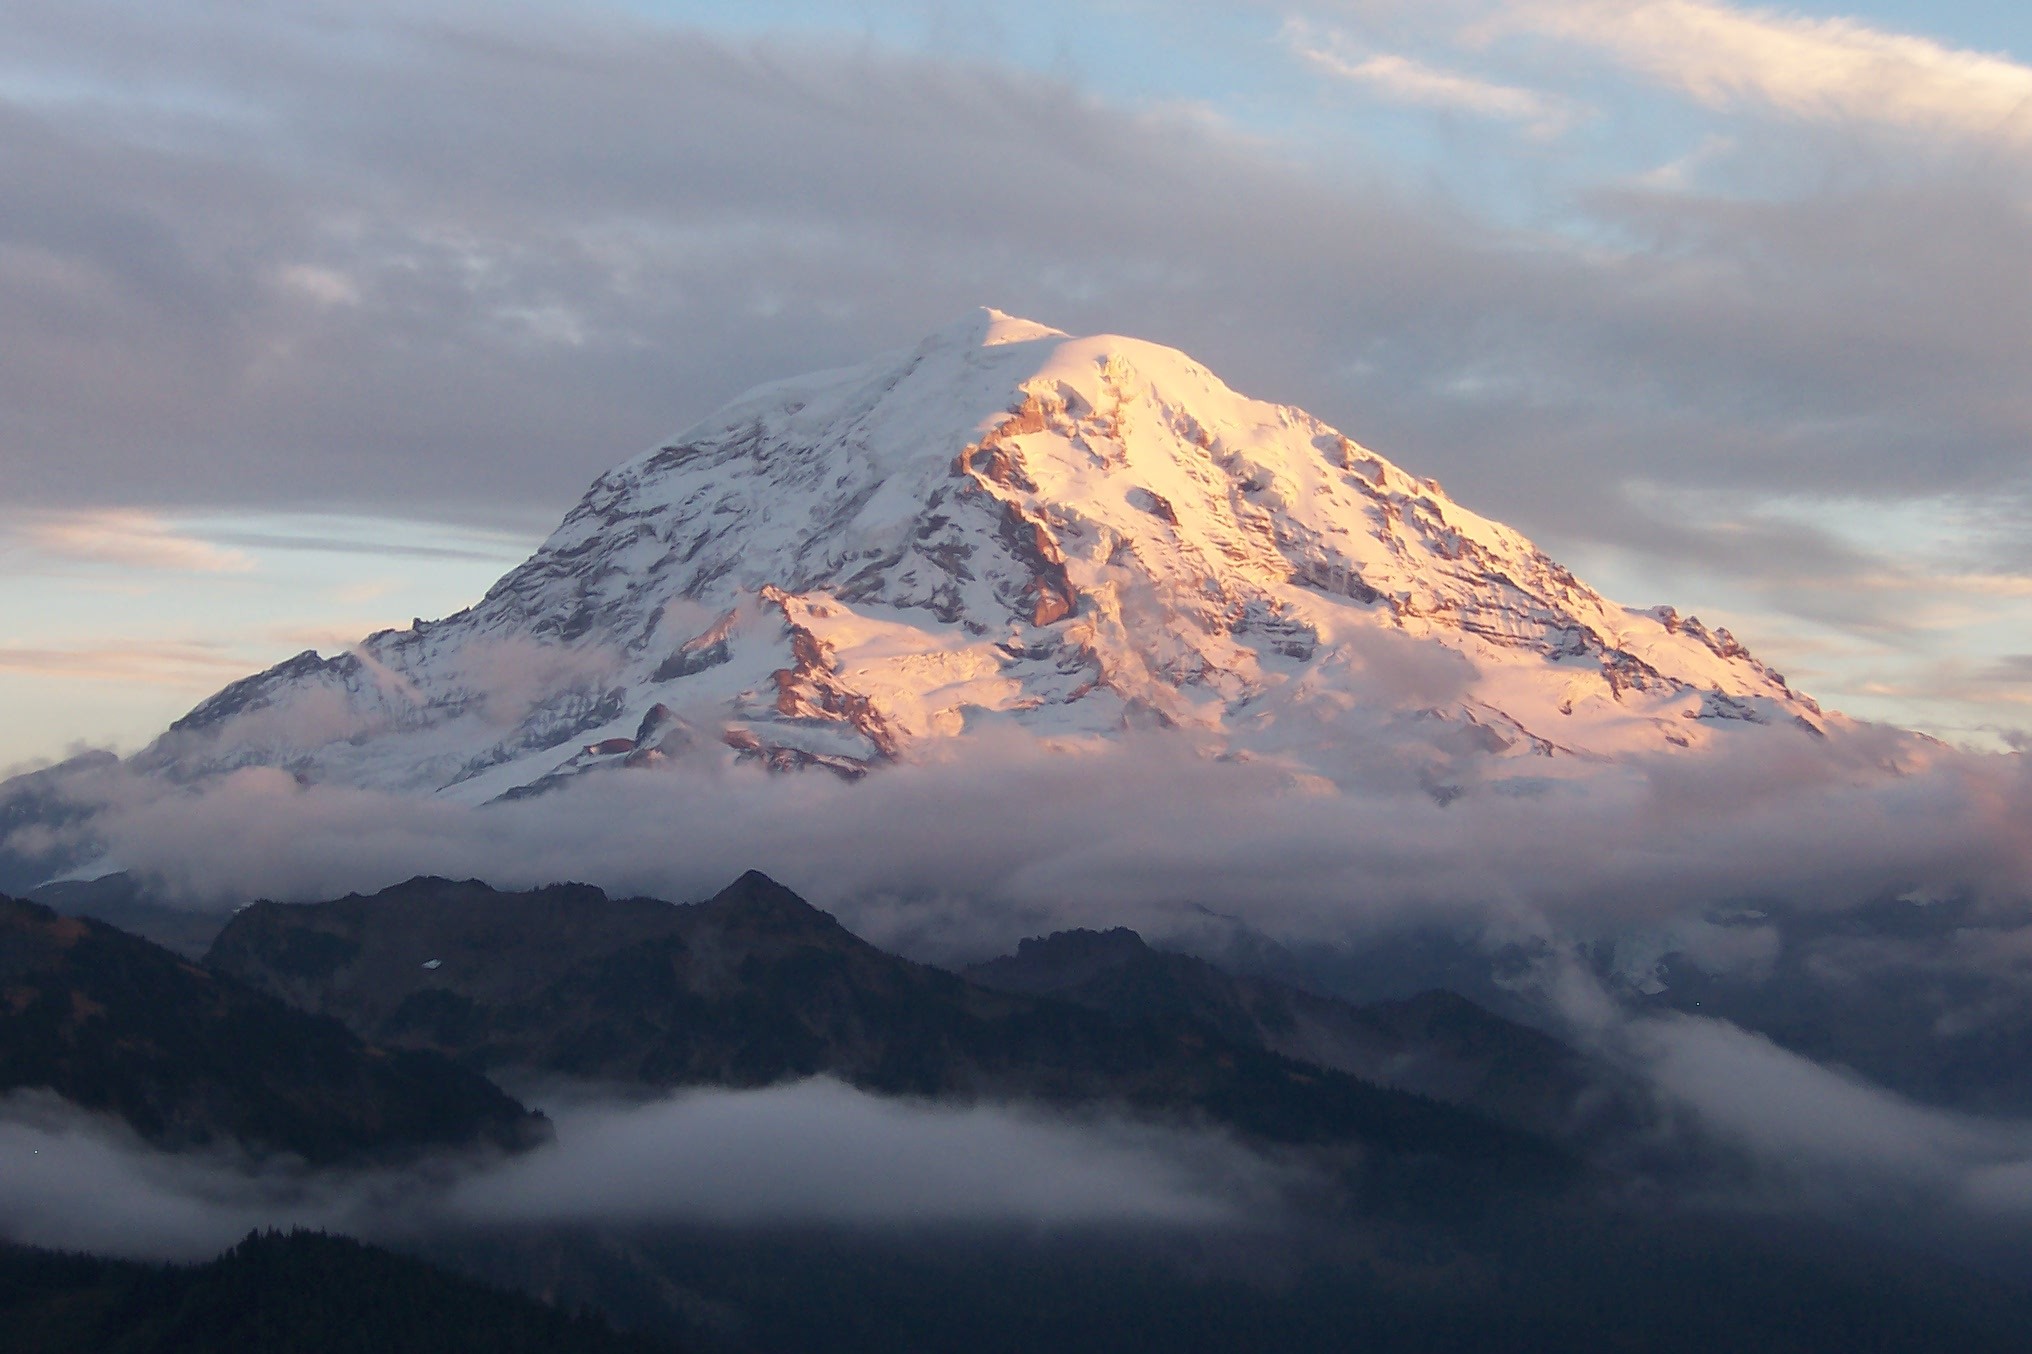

{"left": 360, "top": 876, "right": 615, "bottom": 909}
{"left": 371, "top": 874, "right": 492, "bottom": 900}
{"left": 1017, "top": 927, "right": 1150, "bottom": 963}
{"left": 967, "top": 926, "right": 1157, "bottom": 994}
{"left": 700, "top": 871, "right": 840, "bottom": 934}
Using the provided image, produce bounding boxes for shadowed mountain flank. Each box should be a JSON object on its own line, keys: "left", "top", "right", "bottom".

{"left": 966, "top": 926, "right": 1636, "bottom": 1143}
{"left": 0, "top": 895, "right": 547, "bottom": 1164}
{"left": 29, "top": 872, "right": 227, "bottom": 959}
{"left": 206, "top": 872, "right": 1570, "bottom": 1187}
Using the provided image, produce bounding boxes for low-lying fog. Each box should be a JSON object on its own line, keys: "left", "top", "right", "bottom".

{"left": 7, "top": 728, "right": 2032, "bottom": 1274}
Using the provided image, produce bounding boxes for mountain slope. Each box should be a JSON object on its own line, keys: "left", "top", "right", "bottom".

{"left": 0, "top": 895, "right": 547, "bottom": 1163}
{"left": 206, "top": 872, "right": 1570, "bottom": 1184}
{"left": 135, "top": 310, "right": 1828, "bottom": 800}
{"left": 965, "top": 927, "right": 1636, "bottom": 1143}
{"left": 31, "top": 872, "right": 227, "bottom": 959}
{"left": 0, "top": 752, "right": 114, "bottom": 894}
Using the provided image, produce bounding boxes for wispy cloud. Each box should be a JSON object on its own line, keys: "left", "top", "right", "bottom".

{"left": 1543, "top": 959, "right": 2032, "bottom": 1212}
{"left": 1846, "top": 655, "right": 2032, "bottom": 712}
{"left": 1500, "top": 0, "right": 2032, "bottom": 141}
{"left": 201, "top": 530, "right": 525, "bottom": 564}
{"left": 0, "top": 642, "right": 252, "bottom": 685}
{"left": 14, "top": 511, "right": 254, "bottom": 574}
{"left": 1288, "top": 22, "right": 1579, "bottom": 135}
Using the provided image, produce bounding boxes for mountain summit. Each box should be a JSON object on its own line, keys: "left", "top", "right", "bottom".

{"left": 145, "top": 309, "right": 1828, "bottom": 798}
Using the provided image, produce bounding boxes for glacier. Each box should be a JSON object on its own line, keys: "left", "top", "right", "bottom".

{"left": 135, "top": 308, "right": 1836, "bottom": 804}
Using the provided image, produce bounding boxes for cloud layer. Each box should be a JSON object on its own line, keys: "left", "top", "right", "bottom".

{"left": 23, "top": 725, "right": 2025, "bottom": 965}
{"left": 0, "top": 1, "right": 2021, "bottom": 527}
{"left": 0, "top": 1080, "right": 1284, "bottom": 1261}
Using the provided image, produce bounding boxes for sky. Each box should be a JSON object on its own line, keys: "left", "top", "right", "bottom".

{"left": 3, "top": 0, "right": 2030, "bottom": 768}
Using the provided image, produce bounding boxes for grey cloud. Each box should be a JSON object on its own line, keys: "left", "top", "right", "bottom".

{"left": 0, "top": 1091, "right": 328, "bottom": 1260}
{"left": 3, "top": 0, "right": 2027, "bottom": 620}
{"left": 1630, "top": 1013, "right": 2016, "bottom": 1189}
{"left": 1528, "top": 956, "right": 2032, "bottom": 1224}
{"left": 1981, "top": 655, "right": 2032, "bottom": 683}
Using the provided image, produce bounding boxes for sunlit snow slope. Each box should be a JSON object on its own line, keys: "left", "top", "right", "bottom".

{"left": 141, "top": 310, "right": 1829, "bottom": 801}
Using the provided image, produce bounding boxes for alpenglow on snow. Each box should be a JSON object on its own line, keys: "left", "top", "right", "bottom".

{"left": 142, "top": 309, "right": 1830, "bottom": 800}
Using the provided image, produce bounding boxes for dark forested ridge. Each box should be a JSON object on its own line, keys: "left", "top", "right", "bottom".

{"left": 0, "top": 1229, "right": 679, "bottom": 1353}
{"left": 207, "top": 870, "right": 1569, "bottom": 1191}
{"left": 0, "top": 894, "right": 547, "bottom": 1163}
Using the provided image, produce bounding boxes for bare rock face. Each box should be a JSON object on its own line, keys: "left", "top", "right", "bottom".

{"left": 135, "top": 309, "right": 1829, "bottom": 800}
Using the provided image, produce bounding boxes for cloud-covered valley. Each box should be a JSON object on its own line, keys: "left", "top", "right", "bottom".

{"left": 10, "top": 723, "right": 2032, "bottom": 1308}
{"left": 0, "top": 1077, "right": 1290, "bottom": 1263}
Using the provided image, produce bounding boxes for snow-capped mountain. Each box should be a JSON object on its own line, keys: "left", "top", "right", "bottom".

{"left": 141, "top": 309, "right": 1829, "bottom": 801}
